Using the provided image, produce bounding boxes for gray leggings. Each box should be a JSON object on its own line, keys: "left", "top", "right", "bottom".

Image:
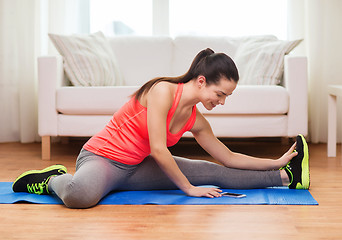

{"left": 49, "top": 149, "right": 282, "bottom": 208}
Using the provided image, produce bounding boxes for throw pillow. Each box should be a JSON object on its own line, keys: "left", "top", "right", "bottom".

{"left": 49, "top": 31, "right": 124, "bottom": 86}
{"left": 234, "top": 38, "right": 302, "bottom": 85}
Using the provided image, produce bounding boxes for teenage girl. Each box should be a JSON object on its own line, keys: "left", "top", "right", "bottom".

{"left": 13, "top": 48, "right": 310, "bottom": 208}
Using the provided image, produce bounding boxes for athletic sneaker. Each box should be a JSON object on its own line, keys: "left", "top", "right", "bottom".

{"left": 12, "top": 165, "right": 67, "bottom": 195}
{"left": 284, "top": 134, "right": 310, "bottom": 189}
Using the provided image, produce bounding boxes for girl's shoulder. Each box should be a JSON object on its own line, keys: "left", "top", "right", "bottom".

{"left": 152, "top": 81, "right": 177, "bottom": 91}
{"left": 141, "top": 81, "right": 177, "bottom": 107}
{"left": 149, "top": 81, "right": 177, "bottom": 99}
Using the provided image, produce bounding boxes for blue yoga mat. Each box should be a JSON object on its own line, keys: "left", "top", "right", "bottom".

{"left": 0, "top": 182, "right": 318, "bottom": 205}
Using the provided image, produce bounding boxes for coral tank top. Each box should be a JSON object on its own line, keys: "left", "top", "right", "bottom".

{"left": 83, "top": 83, "right": 197, "bottom": 165}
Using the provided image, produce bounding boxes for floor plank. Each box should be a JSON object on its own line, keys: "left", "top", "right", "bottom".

{"left": 0, "top": 139, "right": 342, "bottom": 239}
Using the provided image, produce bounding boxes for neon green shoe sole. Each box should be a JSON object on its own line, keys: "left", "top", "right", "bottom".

{"left": 298, "top": 134, "right": 310, "bottom": 189}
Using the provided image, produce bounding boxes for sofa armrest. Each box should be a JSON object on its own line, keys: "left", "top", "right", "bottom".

{"left": 283, "top": 55, "right": 308, "bottom": 137}
{"left": 38, "top": 55, "right": 64, "bottom": 136}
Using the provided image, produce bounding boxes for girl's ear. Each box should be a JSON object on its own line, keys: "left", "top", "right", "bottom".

{"left": 197, "top": 75, "right": 206, "bottom": 88}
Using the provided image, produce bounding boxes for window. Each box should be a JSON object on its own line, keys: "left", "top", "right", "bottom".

{"left": 90, "top": 0, "right": 287, "bottom": 39}
{"left": 169, "top": 0, "right": 287, "bottom": 39}
{"left": 90, "top": 0, "right": 152, "bottom": 36}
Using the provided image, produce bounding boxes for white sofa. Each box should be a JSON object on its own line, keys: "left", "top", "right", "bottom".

{"left": 38, "top": 36, "right": 308, "bottom": 160}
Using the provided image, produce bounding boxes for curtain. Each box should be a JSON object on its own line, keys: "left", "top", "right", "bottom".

{"left": 288, "top": 0, "right": 342, "bottom": 143}
{"left": 0, "top": 0, "right": 89, "bottom": 143}
{"left": 0, "top": 0, "right": 38, "bottom": 142}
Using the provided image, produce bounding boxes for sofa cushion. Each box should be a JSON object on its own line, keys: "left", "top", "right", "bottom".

{"left": 56, "top": 86, "right": 139, "bottom": 115}
{"left": 234, "top": 38, "right": 302, "bottom": 85}
{"left": 109, "top": 36, "right": 173, "bottom": 86}
{"left": 49, "top": 32, "right": 123, "bottom": 86}
{"left": 197, "top": 85, "right": 289, "bottom": 115}
{"left": 58, "top": 115, "right": 113, "bottom": 136}
{"left": 56, "top": 85, "right": 288, "bottom": 115}
{"left": 172, "top": 36, "right": 238, "bottom": 77}
{"left": 182, "top": 115, "right": 288, "bottom": 138}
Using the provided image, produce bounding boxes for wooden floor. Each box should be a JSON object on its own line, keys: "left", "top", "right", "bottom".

{"left": 1, "top": 139, "right": 342, "bottom": 239}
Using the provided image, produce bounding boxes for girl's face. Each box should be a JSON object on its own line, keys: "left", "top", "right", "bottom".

{"left": 199, "top": 77, "right": 237, "bottom": 111}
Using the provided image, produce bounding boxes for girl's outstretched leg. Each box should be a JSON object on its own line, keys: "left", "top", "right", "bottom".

{"left": 121, "top": 155, "right": 283, "bottom": 191}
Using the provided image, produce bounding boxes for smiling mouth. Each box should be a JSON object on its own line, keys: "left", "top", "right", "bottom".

{"left": 211, "top": 103, "right": 216, "bottom": 108}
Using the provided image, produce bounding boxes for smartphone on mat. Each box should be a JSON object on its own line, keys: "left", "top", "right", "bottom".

{"left": 221, "top": 192, "right": 246, "bottom": 198}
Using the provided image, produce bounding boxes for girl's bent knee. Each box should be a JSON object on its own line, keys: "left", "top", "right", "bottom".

{"left": 61, "top": 182, "right": 101, "bottom": 209}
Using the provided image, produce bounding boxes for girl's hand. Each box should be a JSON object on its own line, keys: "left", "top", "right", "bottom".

{"left": 186, "top": 186, "right": 222, "bottom": 198}
{"left": 277, "top": 142, "right": 298, "bottom": 168}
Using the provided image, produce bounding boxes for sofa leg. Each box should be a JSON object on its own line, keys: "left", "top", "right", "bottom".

{"left": 42, "top": 136, "right": 51, "bottom": 160}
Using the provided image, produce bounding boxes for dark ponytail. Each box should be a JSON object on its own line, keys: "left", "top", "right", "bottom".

{"left": 133, "top": 48, "right": 239, "bottom": 100}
